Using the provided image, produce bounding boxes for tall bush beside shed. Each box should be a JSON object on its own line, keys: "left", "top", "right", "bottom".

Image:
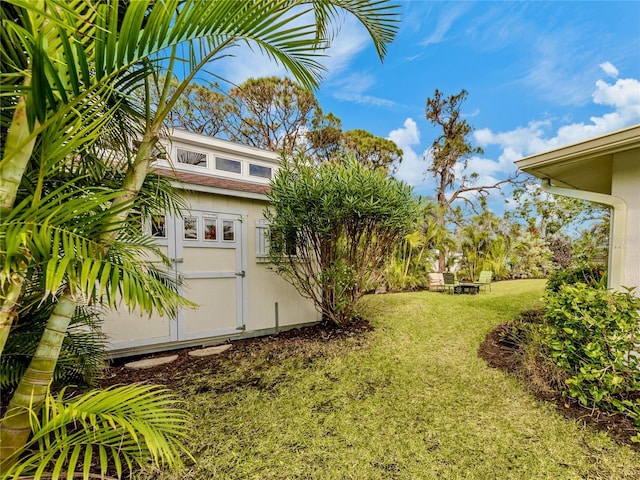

{"left": 266, "top": 157, "right": 420, "bottom": 325}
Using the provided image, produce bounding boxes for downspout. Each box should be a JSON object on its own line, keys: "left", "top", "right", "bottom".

{"left": 541, "top": 179, "right": 627, "bottom": 291}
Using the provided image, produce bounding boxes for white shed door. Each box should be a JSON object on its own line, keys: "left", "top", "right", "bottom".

{"left": 173, "top": 210, "right": 245, "bottom": 341}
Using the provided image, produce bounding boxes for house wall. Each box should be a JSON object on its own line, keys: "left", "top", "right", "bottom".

{"left": 611, "top": 151, "right": 640, "bottom": 292}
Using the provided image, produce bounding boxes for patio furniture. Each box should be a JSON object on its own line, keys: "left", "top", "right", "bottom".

{"left": 428, "top": 273, "right": 445, "bottom": 292}
{"left": 443, "top": 272, "right": 458, "bottom": 293}
{"left": 474, "top": 270, "right": 493, "bottom": 292}
{"left": 453, "top": 283, "right": 480, "bottom": 295}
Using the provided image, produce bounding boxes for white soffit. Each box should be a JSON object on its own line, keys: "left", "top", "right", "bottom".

{"left": 515, "top": 125, "right": 640, "bottom": 194}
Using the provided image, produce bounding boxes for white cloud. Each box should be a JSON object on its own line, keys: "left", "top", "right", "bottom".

{"left": 388, "top": 118, "right": 431, "bottom": 190}
{"left": 330, "top": 72, "right": 397, "bottom": 107}
{"left": 476, "top": 74, "right": 640, "bottom": 159}
{"left": 320, "top": 16, "right": 372, "bottom": 77}
{"left": 332, "top": 79, "right": 396, "bottom": 107}
{"left": 519, "top": 47, "right": 596, "bottom": 106}
{"left": 599, "top": 61, "right": 619, "bottom": 78}
{"left": 421, "top": 3, "right": 470, "bottom": 46}
{"left": 593, "top": 78, "right": 640, "bottom": 109}
{"left": 211, "top": 46, "right": 290, "bottom": 86}
{"left": 388, "top": 117, "right": 420, "bottom": 147}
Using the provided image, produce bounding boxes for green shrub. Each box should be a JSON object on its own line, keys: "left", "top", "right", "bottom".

{"left": 267, "top": 156, "right": 420, "bottom": 325}
{"left": 545, "top": 263, "right": 607, "bottom": 292}
{"left": 542, "top": 283, "right": 640, "bottom": 437}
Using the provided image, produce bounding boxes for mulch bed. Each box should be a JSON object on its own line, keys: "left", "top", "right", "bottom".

{"left": 478, "top": 321, "right": 640, "bottom": 452}
{"left": 100, "top": 317, "right": 374, "bottom": 388}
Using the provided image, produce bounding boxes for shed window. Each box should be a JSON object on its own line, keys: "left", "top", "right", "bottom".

{"left": 216, "top": 157, "right": 242, "bottom": 174}
{"left": 204, "top": 216, "right": 217, "bottom": 241}
{"left": 151, "top": 215, "right": 166, "bottom": 238}
{"left": 183, "top": 216, "right": 198, "bottom": 240}
{"left": 249, "top": 164, "right": 272, "bottom": 179}
{"left": 256, "top": 219, "right": 270, "bottom": 261}
{"left": 177, "top": 148, "right": 207, "bottom": 167}
{"left": 222, "top": 220, "right": 235, "bottom": 242}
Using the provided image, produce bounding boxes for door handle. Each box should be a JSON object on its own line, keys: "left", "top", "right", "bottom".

{"left": 235, "top": 271, "right": 245, "bottom": 277}
{"left": 170, "top": 258, "right": 184, "bottom": 263}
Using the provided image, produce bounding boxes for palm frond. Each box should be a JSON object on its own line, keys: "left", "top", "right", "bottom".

{"left": 1, "top": 186, "right": 193, "bottom": 316}
{"left": 305, "top": 0, "right": 400, "bottom": 60}
{"left": 4, "top": 384, "right": 192, "bottom": 479}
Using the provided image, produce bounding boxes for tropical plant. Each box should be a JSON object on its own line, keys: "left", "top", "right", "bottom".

{"left": 541, "top": 284, "right": 640, "bottom": 437}
{"left": 572, "top": 222, "right": 610, "bottom": 265}
{"left": 510, "top": 233, "right": 554, "bottom": 279}
{"left": 386, "top": 231, "right": 430, "bottom": 291}
{"left": 457, "top": 225, "right": 489, "bottom": 282}
{"left": 0, "top": 300, "right": 106, "bottom": 391}
{"left": 545, "top": 263, "right": 607, "bottom": 293}
{"left": 0, "top": 0, "right": 401, "bottom": 473}
{"left": 384, "top": 198, "right": 442, "bottom": 291}
{"left": 2, "top": 384, "right": 192, "bottom": 479}
{"left": 267, "top": 157, "right": 419, "bottom": 325}
{"left": 483, "top": 235, "right": 511, "bottom": 279}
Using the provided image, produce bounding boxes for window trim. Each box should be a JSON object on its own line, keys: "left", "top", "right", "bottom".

{"left": 175, "top": 147, "right": 208, "bottom": 169}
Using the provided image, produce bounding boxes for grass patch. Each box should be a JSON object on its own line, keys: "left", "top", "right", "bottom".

{"left": 137, "top": 280, "right": 640, "bottom": 479}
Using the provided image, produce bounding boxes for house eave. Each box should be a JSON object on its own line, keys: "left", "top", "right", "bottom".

{"left": 515, "top": 125, "right": 640, "bottom": 194}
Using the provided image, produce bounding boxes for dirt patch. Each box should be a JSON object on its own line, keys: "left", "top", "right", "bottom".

{"left": 100, "top": 317, "right": 374, "bottom": 388}
{"left": 478, "top": 318, "right": 639, "bottom": 452}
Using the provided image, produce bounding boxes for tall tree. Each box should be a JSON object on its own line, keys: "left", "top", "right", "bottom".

{"left": 152, "top": 78, "right": 228, "bottom": 137}
{"left": 225, "top": 76, "right": 318, "bottom": 154}
{"left": 0, "top": 0, "right": 401, "bottom": 470}
{"left": 424, "top": 89, "right": 518, "bottom": 271}
{"left": 342, "top": 128, "right": 402, "bottom": 172}
{"left": 506, "top": 181, "right": 609, "bottom": 240}
{"left": 306, "top": 109, "right": 343, "bottom": 162}
{"left": 158, "top": 77, "right": 402, "bottom": 171}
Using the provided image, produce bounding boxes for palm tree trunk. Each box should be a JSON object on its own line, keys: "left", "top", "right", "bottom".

{"left": 0, "top": 279, "right": 24, "bottom": 356}
{"left": 0, "top": 93, "right": 37, "bottom": 215}
{"left": 0, "top": 292, "right": 75, "bottom": 468}
{"left": 0, "top": 136, "right": 155, "bottom": 464}
{"left": 438, "top": 251, "right": 446, "bottom": 273}
{"left": 0, "top": 92, "right": 37, "bottom": 355}
{"left": 0, "top": 124, "right": 160, "bottom": 466}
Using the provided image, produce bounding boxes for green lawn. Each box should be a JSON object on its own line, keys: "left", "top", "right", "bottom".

{"left": 140, "top": 280, "right": 640, "bottom": 479}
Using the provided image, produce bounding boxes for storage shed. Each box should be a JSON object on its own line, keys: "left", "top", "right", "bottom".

{"left": 103, "top": 130, "right": 320, "bottom": 356}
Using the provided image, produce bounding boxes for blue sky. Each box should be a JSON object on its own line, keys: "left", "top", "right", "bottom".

{"left": 211, "top": 1, "right": 640, "bottom": 210}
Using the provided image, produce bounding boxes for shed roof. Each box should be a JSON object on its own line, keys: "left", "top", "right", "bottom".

{"left": 157, "top": 168, "right": 270, "bottom": 196}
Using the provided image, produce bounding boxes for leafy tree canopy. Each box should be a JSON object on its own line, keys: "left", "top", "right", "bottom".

{"left": 342, "top": 128, "right": 402, "bottom": 172}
